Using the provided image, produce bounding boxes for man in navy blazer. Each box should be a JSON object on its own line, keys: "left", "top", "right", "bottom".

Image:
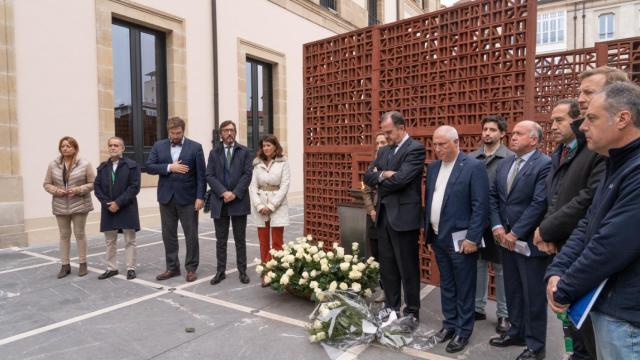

{"left": 424, "top": 126, "right": 489, "bottom": 353}
{"left": 488, "top": 120, "right": 551, "bottom": 360}
{"left": 206, "top": 120, "right": 253, "bottom": 285}
{"left": 364, "top": 111, "right": 425, "bottom": 322}
{"left": 146, "top": 117, "right": 206, "bottom": 282}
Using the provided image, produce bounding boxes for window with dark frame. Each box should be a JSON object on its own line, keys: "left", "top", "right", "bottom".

{"left": 112, "top": 20, "right": 168, "bottom": 168}
{"left": 320, "top": 0, "right": 337, "bottom": 12}
{"left": 245, "top": 58, "right": 273, "bottom": 154}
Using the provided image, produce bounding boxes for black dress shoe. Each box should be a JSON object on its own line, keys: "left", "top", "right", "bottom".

{"left": 239, "top": 272, "right": 250, "bottom": 284}
{"left": 98, "top": 270, "right": 119, "bottom": 280}
{"left": 489, "top": 334, "right": 526, "bottom": 347}
{"left": 434, "top": 328, "right": 455, "bottom": 343}
{"left": 496, "top": 317, "right": 511, "bottom": 334}
{"left": 516, "top": 348, "right": 545, "bottom": 360}
{"left": 474, "top": 311, "right": 487, "bottom": 320}
{"left": 126, "top": 270, "right": 136, "bottom": 280}
{"left": 446, "top": 335, "right": 469, "bottom": 353}
{"left": 210, "top": 272, "right": 226, "bottom": 285}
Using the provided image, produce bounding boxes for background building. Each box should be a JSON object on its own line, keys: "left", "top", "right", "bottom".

{"left": 536, "top": 0, "right": 640, "bottom": 53}
{"left": 0, "top": 0, "right": 439, "bottom": 248}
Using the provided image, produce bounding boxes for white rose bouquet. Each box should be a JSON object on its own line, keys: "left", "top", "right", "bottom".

{"left": 256, "top": 236, "right": 380, "bottom": 301}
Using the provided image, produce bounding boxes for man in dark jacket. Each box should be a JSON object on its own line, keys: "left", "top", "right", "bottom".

{"left": 364, "top": 111, "right": 425, "bottom": 322}
{"left": 146, "top": 117, "right": 207, "bottom": 283}
{"left": 546, "top": 82, "right": 640, "bottom": 360}
{"left": 533, "top": 99, "right": 605, "bottom": 360}
{"left": 470, "top": 115, "right": 514, "bottom": 334}
{"left": 488, "top": 121, "right": 551, "bottom": 360}
{"left": 94, "top": 137, "right": 141, "bottom": 280}
{"left": 207, "top": 120, "right": 253, "bottom": 285}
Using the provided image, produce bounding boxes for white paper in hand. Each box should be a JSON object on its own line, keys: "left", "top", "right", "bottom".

{"left": 452, "top": 230, "right": 485, "bottom": 253}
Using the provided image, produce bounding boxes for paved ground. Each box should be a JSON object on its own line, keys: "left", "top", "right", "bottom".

{"left": 0, "top": 206, "right": 566, "bottom": 359}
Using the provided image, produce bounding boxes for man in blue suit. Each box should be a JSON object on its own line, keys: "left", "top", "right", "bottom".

{"left": 488, "top": 120, "right": 551, "bottom": 360}
{"left": 206, "top": 120, "right": 253, "bottom": 285}
{"left": 424, "top": 125, "right": 489, "bottom": 353}
{"left": 146, "top": 117, "right": 206, "bottom": 282}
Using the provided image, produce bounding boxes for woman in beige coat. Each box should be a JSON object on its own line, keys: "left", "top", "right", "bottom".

{"left": 43, "top": 136, "right": 95, "bottom": 278}
{"left": 249, "top": 135, "right": 290, "bottom": 270}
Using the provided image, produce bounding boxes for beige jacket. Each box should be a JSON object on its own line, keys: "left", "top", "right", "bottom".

{"left": 249, "top": 157, "right": 290, "bottom": 227}
{"left": 43, "top": 157, "right": 95, "bottom": 215}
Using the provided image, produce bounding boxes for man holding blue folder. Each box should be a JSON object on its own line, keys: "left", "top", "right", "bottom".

{"left": 546, "top": 82, "right": 640, "bottom": 359}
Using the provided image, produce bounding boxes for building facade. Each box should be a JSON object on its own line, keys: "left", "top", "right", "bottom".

{"left": 537, "top": 0, "right": 640, "bottom": 53}
{"left": 0, "top": 0, "right": 438, "bottom": 248}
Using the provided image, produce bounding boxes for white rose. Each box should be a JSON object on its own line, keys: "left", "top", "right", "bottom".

{"left": 348, "top": 270, "right": 362, "bottom": 280}
{"left": 302, "top": 271, "right": 309, "bottom": 279}
{"left": 312, "top": 254, "right": 320, "bottom": 262}
{"left": 299, "top": 278, "right": 307, "bottom": 286}
{"left": 317, "top": 241, "right": 324, "bottom": 248}
{"left": 309, "top": 281, "right": 319, "bottom": 289}
{"left": 310, "top": 270, "right": 318, "bottom": 278}
{"left": 356, "top": 263, "right": 366, "bottom": 271}
{"left": 309, "top": 246, "right": 319, "bottom": 255}
{"left": 339, "top": 262, "right": 350, "bottom": 272}
{"left": 367, "top": 256, "right": 375, "bottom": 264}
{"left": 282, "top": 262, "right": 290, "bottom": 269}
{"left": 351, "top": 282, "right": 362, "bottom": 292}
{"left": 317, "top": 251, "right": 326, "bottom": 259}
{"left": 264, "top": 275, "right": 271, "bottom": 284}
{"left": 316, "top": 291, "right": 326, "bottom": 301}
{"left": 321, "top": 265, "right": 330, "bottom": 273}
{"left": 333, "top": 242, "right": 338, "bottom": 249}
{"left": 296, "top": 252, "right": 304, "bottom": 259}
{"left": 364, "top": 288, "right": 372, "bottom": 298}
{"left": 352, "top": 255, "right": 358, "bottom": 264}
{"left": 316, "top": 331, "right": 326, "bottom": 341}
{"left": 269, "top": 249, "right": 277, "bottom": 256}
{"left": 336, "top": 247, "right": 345, "bottom": 258}
{"left": 313, "top": 320, "right": 323, "bottom": 330}
{"left": 352, "top": 242, "right": 359, "bottom": 251}
{"left": 307, "top": 234, "right": 313, "bottom": 241}
{"left": 286, "top": 269, "right": 294, "bottom": 276}
{"left": 288, "top": 241, "right": 295, "bottom": 247}
{"left": 344, "top": 254, "right": 353, "bottom": 263}
{"left": 255, "top": 265, "right": 264, "bottom": 274}
{"left": 309, "top": 335, "right": 317, "bottom": 342}
{"left": 319, "top": 258, "right": 328, "bottom": 266}
{"left": 280, "top": 275, "right": 290, "bottom": 285}
{"left": 267, "top": 271, "right": 276, "bottom": 278}
{"left": 329, "top": 281, "right": 337, "bottom": 291}
{"left": 339, "top": 282, "right": 348, "bottom": 290}
{"left": 326, "top": 251, "right": 334, "bottom": 259}
{"left": 304, "top": 255, "right": 312, "bottom": 262}
{"left": 371, "top": 261, "right": 380, "bottom": 269}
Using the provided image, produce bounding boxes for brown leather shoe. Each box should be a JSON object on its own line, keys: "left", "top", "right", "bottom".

{"left": 78, "top": 263, "right": 88, "bottom": 277}
{"left": 156, "top": 269, "right": 181, "bottom": 281}
{"left": 186, "top": 271, "right": 197, "bottom": 282}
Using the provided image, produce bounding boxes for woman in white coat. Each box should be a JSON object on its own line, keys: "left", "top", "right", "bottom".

{"left": 249, "top": 135, "right": 290, "bottom": 268}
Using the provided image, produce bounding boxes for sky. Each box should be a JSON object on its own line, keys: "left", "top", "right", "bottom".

{"left": 440, "top": 0, "right": 458, "bottom": 6}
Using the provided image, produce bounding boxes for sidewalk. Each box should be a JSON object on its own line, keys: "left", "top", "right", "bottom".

{"left": 0, "top": 206, "right": 565, "bottom": 359}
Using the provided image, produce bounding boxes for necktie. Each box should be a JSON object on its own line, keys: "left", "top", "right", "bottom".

{"left": 225, "top": 146, "right": 232, "bottom": 169}
{"left": 507, "top": 158, "right": 523, "bottom": 194}
{"left": 560, "top": 146, "right": 570, "bottom": 162}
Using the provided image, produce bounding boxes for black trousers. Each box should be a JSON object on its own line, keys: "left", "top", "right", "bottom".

{"left": 502, "top": 248, "right": 550, "bottom": 352}
{"left": 213, "top": 204, "right": 247, "bottom": 273}
{"left": 570, "top": 316, "right": 598, "bottom": 359}
{"left": 377, "top": 206, "right": 420, "bottom": 318}
{"left": 159, "top": 197, "right": 199, "bottom": 272}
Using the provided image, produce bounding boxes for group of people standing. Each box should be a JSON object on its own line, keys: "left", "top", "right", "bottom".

{"left": 364, "top": 66, "right": 640, "bottom": 360}
{"left": 43, "top": 118, "right": 290, "bottom": 287}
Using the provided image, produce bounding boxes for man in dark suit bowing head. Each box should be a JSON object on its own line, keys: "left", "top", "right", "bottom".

{"left": 424, "top": 125, "right": 490, "bottom": 353}
{"left": 364, "top": 111, "right": 425, "bottom": 322}
{"left": 146, "top": 116, "right": 206, "bottom": 283}
{"left": 488, "top": 120, "right": 551, "bottom": 360}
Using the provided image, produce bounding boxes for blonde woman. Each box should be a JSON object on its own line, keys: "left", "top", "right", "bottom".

{"left": 43, "top": 136, "right": 95, "bottom": 278}
{"left": 249, "top": 135, "right": 290, "bottom": 271}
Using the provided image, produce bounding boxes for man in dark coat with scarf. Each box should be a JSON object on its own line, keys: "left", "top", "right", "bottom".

{"left": 94, "top": 136, "right": 141, "bottom": 280}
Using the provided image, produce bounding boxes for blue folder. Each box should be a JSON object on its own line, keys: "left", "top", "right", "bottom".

{"left": 567, "top": 279, "right": 608, "bottom": 329}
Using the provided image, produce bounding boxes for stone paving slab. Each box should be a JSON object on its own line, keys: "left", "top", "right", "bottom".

{"left": 0, "top": 206, "right": 567, "bottom": 360}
